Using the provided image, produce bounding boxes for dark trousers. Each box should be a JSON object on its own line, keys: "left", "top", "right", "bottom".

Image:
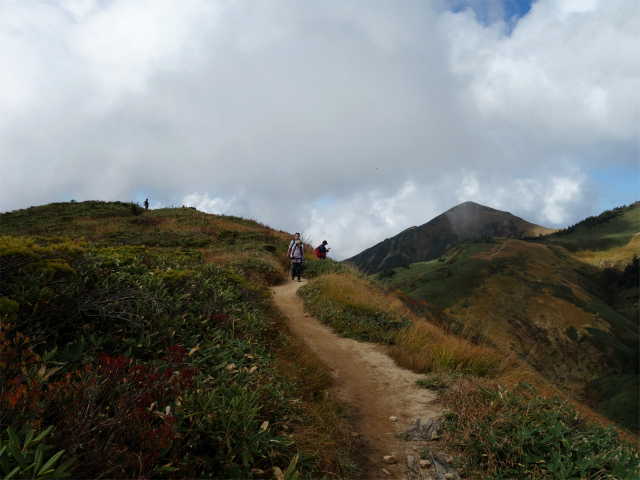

{"left": 291, "top": 261, "right": 302, "bottom": 280}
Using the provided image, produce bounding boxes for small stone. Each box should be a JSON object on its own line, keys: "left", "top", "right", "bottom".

{"left": 382, "top": 468, "right": 391, "bottom": 476}
{"left": 444, "top": 474, "right": 454, "bottom": 480}
{"left": 351, "top": 432, "right": 360, "bottom": 438}
{"left": 273, "top": 467, "right": 285, "bottom": 480}
{"left": 431, "top": 431, "right": 440, "bottom": 441}
{"left": 419, "top": 459, "right": 432, "bottom": 468}
{"left": 389, "top": 416, "right": 397, "bottom": 422}
{"left": 383, "top": 455, "right": 398, "bottom": 464}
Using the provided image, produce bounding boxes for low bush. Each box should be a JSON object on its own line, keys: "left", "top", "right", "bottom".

{"left": 302, "top": 258, "right": 357, "bottom": 279}
{"left": 415, "top": 371, "right": 462, "bottom": 394}
{"left": 441, "top": 379, "right": 640, "bottom": 479}
{"left": 231, "top": 257, "right": 283, "bottom": 286}
{"left": 390, "top": 321, "right": 502, "bottom": 377}
{"left": 0, "top": 233, "right": 334, "bottom": 478}
{"left": 0, "top": 424, "right": 76, "bottom": 479}
{"left": 298, "top": 273, "right": 412, "bottom": 344}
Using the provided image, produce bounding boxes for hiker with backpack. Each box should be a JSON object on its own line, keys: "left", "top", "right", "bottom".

{"left": 315, "top": 240, "right": 330, "bottom": 260}
{"left": 287, "top": 233, "right": 301, "bottom": 258}
{"left": 290, "top": 239, "right": 305, "bottom": 281}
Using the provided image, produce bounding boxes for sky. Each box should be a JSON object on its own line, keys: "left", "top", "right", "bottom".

{"left": 1, "top": 0, "right": 638, "bottom": 260}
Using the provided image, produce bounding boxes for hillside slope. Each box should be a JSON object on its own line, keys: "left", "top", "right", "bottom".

{"left": 344, "top": 201, "right": 555, "bottom": 274}
{"left": 0, "top": 200, "right": 355, "bottom": 478}
{"left": 3, "top": 200, "right": 636, "bottom": 478}
{"left": 375, "top": 203, "right": 640, "bottom": 433}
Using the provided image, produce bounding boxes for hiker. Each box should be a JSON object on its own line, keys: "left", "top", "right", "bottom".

{"left": 287, "top": 233, "right": 301, "bottom": 257}
{"left": 144, "top": 198, "right": 149, "bottom": 210}
{"left": 316, "top": 240, "right": 330, "bottom": 260}
{"left": 290, "top": 239, "right": 305, "bottom": 282}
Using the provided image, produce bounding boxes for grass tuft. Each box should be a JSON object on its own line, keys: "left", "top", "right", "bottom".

{"left": 441, "top": 378, "right": 640, "bottom": 479}
{"left": 390, "top": 320, "right": 503, "bottom": 377}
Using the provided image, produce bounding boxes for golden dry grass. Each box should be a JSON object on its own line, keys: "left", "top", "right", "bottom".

{"left": 573, "top": 233, "right": 640, "bottom": 269}
{"left": 390, "top": 319, "right": 503, "bottom": 377}
{"left": 312, "top": 272, "right": 411, "bottom": 316}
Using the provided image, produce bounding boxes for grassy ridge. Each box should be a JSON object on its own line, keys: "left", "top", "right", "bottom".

{"left": 296, "top": 264, "right": 639, "bottom": 478}
{"left": 0, "top": 201, "right": 353, "bottom": 479}
{"left": 373, "top": 234, "right": 639, "bottom": 431}
{"left": 531, "top": 202, "right": 639, "bottom": 255}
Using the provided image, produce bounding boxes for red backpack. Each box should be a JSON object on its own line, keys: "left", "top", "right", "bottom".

{"left": 315, "top": 247, "right": 321, "bottom": 258}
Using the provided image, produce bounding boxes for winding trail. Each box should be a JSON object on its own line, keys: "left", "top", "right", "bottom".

{"left": 271, "top": 280, "right": 442, "bottom": 479}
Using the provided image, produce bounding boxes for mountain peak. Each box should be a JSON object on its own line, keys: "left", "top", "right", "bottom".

{"left": 344, "top": 202, "right": 555, "bottom": 273}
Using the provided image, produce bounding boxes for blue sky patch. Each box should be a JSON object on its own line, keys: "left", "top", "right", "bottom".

{"left": 588, "top": 166, "right": 640, "bottom": 212}
{"left": 447, "top": 0, "right": 534, "bottom": 31}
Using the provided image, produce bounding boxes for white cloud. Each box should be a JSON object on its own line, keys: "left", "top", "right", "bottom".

{"left": 441, "top": 0, "right": 639, "bottom": 147}
{"left": 305, "top": 181, "right": 445, "bottom": 260}
{"left": 456, "top": 172, "right": 481, "bottom": 199}
{"left": 0, "top": 0, "right": 637, "bottom": 259}
{"left": 541, "top": 175, "right": 586, "bottom": 224}
{"left": 454, "top": 168, "right": 593, "bottom": 227}
{"left": 182, "top": 193, "right": 235, "bottom": 215}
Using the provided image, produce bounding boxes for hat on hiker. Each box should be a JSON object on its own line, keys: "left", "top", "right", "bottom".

{"left": 295, "top": 240, "right": 301, "bottom": 245}
{"left": 322, "top": 240, "right": 328, "bottom": 244}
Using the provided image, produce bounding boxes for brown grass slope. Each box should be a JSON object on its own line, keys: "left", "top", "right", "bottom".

{"left": 344, "top": 201, "right": 556, "bottom": 274}
{"left": 375, "top": 203, "right": 640, "bottom": 433}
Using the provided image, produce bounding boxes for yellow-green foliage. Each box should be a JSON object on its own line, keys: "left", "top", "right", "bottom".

{"left": 151, "top": 269, "right": 197, "bottom": 289}
{"left": 0, "top": 201, "right": 354, "bottom": 478}
{"left": 573, "top": 233, "right": 640, "bottom": 270}
{"left": 0, "top": 297, "right": 19, "bottom": 318}
{"left": 390, "top": 320, "right": 503, "bottom": 377}
{"left": 441, "top": 379, "right": 640, "bottom": 479}
{"left": 0, "top": 236, "right": 85, "bottom": 275}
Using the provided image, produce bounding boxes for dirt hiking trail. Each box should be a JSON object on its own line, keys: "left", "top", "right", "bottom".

{"left": 272, "top": 280, "right": 443, "bottom": 479}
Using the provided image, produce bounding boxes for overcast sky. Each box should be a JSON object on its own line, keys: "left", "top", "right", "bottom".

{"left": 1, "top": 0, "right": 638, "bottom": 260}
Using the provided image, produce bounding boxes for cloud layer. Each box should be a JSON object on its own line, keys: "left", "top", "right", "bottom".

{"left": 1, "top": 0, "right": 638, "bottom": 259}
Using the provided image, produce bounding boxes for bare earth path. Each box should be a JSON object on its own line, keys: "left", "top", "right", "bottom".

{"left": 272, "top": 280, "right": 442, "bottom": 479}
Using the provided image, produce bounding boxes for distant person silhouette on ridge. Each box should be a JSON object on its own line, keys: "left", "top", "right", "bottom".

{"left": 144, "top": 199, "right": 149, "bottom": 210}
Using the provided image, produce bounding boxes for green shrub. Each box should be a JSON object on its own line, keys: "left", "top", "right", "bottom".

{"left": 0, "top": 237, "right": 325, "bottom": 478}
{"left": 589, "top": 373, "right": 640, "bottom": 434}
{"left": 298, "top": 281, "right": 411, "bottom": 344}
{"left": 232, "top": 258, "right": 282, "bottom": 286}
{"left": 416, "top": 372, "right": 461, "bottom": 393}
{"left": 0, "top": 424, "right": 76, "bottom": 479}
{"left": 443, "top": 381, "right": 640, "bottom": 479}
{"left": 302, "top": 259, "right": 357, "bottom": 279}
{"left": 566, "top": 326, "right": 579, "bottom": 342}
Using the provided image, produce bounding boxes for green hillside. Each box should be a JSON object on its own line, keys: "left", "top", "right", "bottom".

{"left": 0, "top": 201, "right": 352, "bottom": 479}
{"left": 530, "top": 202, "right": 639, "bottom": 253}
{"left": 374, "top": 204, "right": 640, "bottom": 433}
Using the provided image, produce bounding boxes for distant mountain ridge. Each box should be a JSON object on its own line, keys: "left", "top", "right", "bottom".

{"left": 345, "top": 201, "right": 556, "bottom": 274}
